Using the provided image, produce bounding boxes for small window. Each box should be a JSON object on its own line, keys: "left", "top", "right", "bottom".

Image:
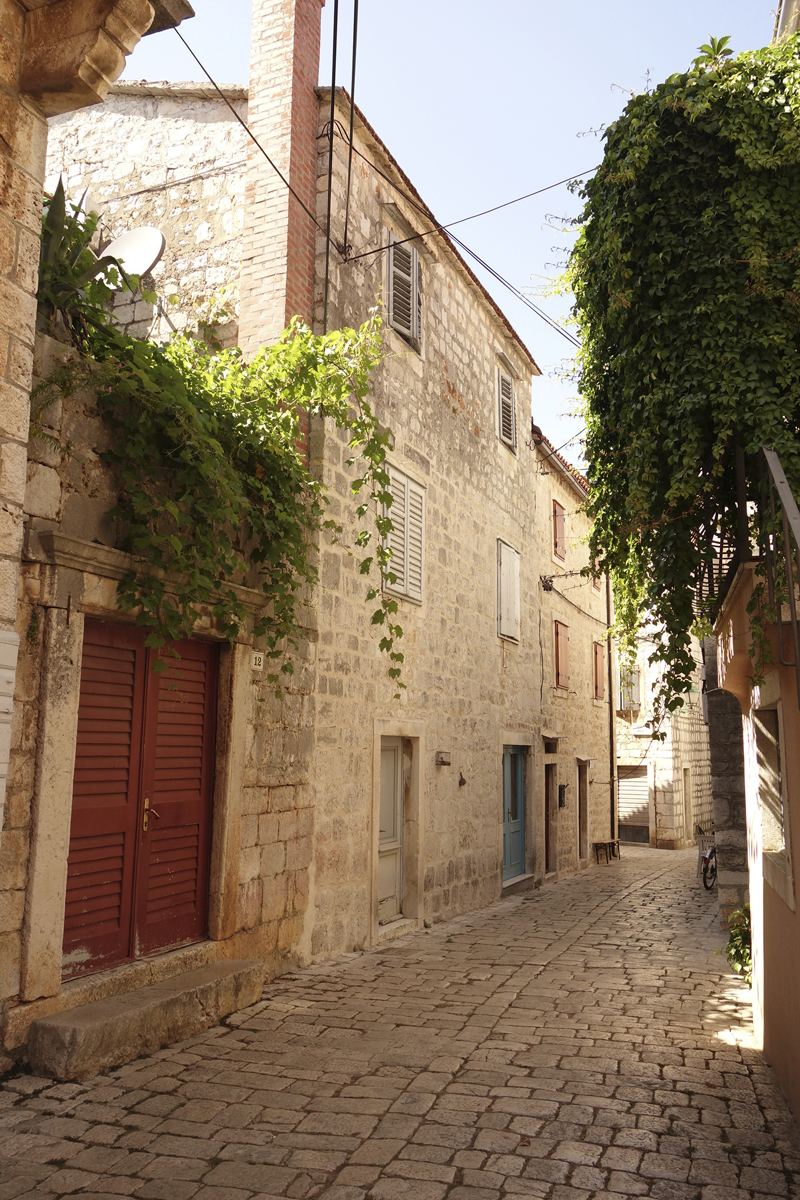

{"left": 619, "top": 666, "right": 641, "bottom": 712}
{"left": 497, "top": 540, "right": 520, "bottom": 640}
{"left": 388, "top": 235, "right": 421, "bottom": 349}
{"left": 553, "top": 500, "right": 566, "bottom": 560}
{"left": 497, "top": 369, "right": 516, "bottom": 451}
{"left": 592, "top": 560, "right": 602, "bottom": 592}
{"left": 385, "top": 466, "right": 425, "bottom": 602}
{"left": 593, "top": 642, "right": 605, "bottom": 700}
{"left": 555, "top": 621, "right": 569, "bottom": 688}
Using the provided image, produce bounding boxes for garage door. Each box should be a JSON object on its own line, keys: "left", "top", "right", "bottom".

{"left": 618, "top": 764, "right": 649, "bottom": 844}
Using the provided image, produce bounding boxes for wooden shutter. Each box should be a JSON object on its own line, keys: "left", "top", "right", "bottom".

{"left": 498, "top": 370, "right": 516, "bottom": 449}
{"left": 63, "top": 621, "right": 145, "bottom": 979}
{"left": 619, "top": 666, "right": 641, "bottom": 711}
{"left": 386, "top": 468, "right": 424, "bottom": 601}
{"left": 555, "top": 621, "right": 570, "bottom": 687}
{"left": 553, "top": 500, "right": 566, "bottom": 560}
{"left": 386, "top": 468, "right": 408, "bottom": 594}
{"left": 135, "top": 641, "right": 217, "bottom": 957}
{"left": 388, "top": 238, "right": 419, "bottom": 346}
{"left": 593, "top": 642, "right": 605, "bottom": 700}
{"left": 406, "top": 479, "right": 424, "bottom": 601}
{"left": 498, "top": 541, "right": 520, "bottom": 640}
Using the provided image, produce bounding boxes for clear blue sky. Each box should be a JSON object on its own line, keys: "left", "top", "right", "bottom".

{"left": 123, "top": 0, "right": 774, "bottom": 462}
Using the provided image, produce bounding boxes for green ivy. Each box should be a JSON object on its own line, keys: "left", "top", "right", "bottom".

{"left": 569, "top": 34, "right": 800, "bottom": 713}
{"left": 719, "top": 902, "right": 752, "bottom": 986}
{"left": 37, "top": 192, "right": 403, "bottom": 692}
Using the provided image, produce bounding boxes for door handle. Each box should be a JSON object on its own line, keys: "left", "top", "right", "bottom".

{"left": 143, "top": 797, "right": 160, "bottom": 832}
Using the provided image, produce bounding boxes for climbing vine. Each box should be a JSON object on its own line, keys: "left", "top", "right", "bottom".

{"left": 569, "top": 34, "right": 800, "bottom": 713}
{"left": 38, "top": 185, "right": 403, "bottom": 692}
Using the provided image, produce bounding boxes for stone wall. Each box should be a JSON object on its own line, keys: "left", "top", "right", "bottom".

{"left": 616, "top": 635, "right": 713, "bottom": 848}
{"left": 46, "top": 83, "right": 249, "bottom": 342}
{"left": 0, "top": 0, "right": 48, "bottom": 856}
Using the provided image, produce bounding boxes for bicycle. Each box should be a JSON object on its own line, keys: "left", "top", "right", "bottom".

{"left": 696, "top": 823, "right": 717, "bottom": 890}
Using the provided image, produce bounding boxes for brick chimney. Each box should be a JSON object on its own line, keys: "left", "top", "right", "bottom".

{"left": 239, "top": 0, "right": 324, "bottom": 356}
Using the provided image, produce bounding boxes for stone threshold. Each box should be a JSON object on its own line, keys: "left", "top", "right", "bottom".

{"left": 502, "top": 872, "right": 536, "bottom": 896}
{"left": 28, "top": 959, "right": 265, "bottom": 1081}
{"left": 377, "top": 917, "right": 419, "bottom": 943}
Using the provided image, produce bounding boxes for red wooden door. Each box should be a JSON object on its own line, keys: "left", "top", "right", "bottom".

{"left": 63, "top": 620, "right": 217, "bottom": 979}
{"left": 134, "top": 641, "right": 217, "bottom": 956}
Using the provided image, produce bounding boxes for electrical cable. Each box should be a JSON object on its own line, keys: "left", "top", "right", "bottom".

{"left": 322, "top": 0, "right": 340, "bottom": 333}
{"left": 173, "top": 27, "right": 326, "bottom": 237}
{"left": 345, "top": 166, "right": 598, "bottom": 263}
{"left": 536, "top": 426, "right": 588, "bottom": 466}
{"left": 330, "top": 123, "right": 581, "bottom": 347}
{"left": 342, "top": 0, "right": 359, "bottom": 259}
{"left": 101, "top": 159, "right": 247, "bottom": 204}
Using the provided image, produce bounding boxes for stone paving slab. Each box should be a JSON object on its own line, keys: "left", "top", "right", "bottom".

{"left": 1, "top": 846, "right": 799, "bottom": 1199}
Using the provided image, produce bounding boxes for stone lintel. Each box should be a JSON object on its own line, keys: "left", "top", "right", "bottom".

{"left": 28, "top": 959, "right": 265, "bottom": 1079}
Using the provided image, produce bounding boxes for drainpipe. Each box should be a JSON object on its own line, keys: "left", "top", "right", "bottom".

{"left": 606, "top": 576, "right": 616, "bottom": 839}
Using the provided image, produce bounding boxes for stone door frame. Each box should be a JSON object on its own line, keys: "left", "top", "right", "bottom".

{"left": 370, "top": 717, "right": 425, "bottom": 944}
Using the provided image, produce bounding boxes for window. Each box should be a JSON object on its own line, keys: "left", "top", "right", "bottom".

{"left": 593, "top": 642, "right": 605, "bottom": 700}
{"left": 385, "top": 467, "right": 424, "bottom": 602}
{"left": 592, "top": 561, "right": 602, "bottom": 592}
{"left": 555, "top": 620, "right": 569, "bottom": 688}
{"left": 388, "top": 235, "right": 421, "bottom": 349}
{"left": 497, "top": 369, "right": 516, "bottom": 451}
{"left": 497, "top": 540, "right": 520, "bottom": 640}
{"left": 553, "top": 500, "right": 566, "bottom": 560}
{"left": 619, "top": 666, "right": 641, "bottom": 712}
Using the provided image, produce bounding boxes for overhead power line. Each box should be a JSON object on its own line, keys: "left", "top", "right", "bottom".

{"left": 173, "top": 27, "right": 328, "bottom": 239}
{"left": 322, "top": 0, "right": 341, "bottom": 333}
{"left": 333, "top": 125, "right": 581, "bottom": 347}
{"left": 345, "top": 165, "right": 598, "bottom": 263}
{"left": 342, "top": 0, "right": 360, "bottom": 259}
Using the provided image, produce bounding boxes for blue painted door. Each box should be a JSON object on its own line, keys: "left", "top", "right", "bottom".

{"left": 502, "top": 746, "right": 525, "bottom": 881}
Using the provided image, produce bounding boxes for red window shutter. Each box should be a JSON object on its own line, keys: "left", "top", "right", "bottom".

{"left": 594, "top": 642, "right": 605, "bottom": 699}
{"left": 555, "top": 621, "right": 569, "bottom": 688}
{"left": 553, "top": 501, "right": 566, "bottom": 560}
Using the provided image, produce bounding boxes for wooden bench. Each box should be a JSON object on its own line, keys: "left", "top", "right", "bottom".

{"left": 594, "top": 839, "right": 621, "bottom": 865}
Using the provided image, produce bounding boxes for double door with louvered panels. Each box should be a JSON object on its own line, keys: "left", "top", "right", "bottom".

{"left": 62, "top": 619, "right": 218, "bottom": 980}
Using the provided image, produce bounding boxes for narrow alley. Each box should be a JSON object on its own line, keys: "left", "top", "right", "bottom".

{"left": 0, "top": 847, "right": 798, "bottom": 1200}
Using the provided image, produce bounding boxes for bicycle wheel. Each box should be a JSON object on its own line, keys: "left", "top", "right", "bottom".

{"left": 703, "top": 847, "right": 717, "bottom": 890}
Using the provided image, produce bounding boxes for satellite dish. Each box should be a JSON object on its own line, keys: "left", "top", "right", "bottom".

{"left": 103, "top": 226, "right": 166, "bottom": 283}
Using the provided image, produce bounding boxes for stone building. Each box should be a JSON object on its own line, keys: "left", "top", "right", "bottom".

{"left": 0, "top": 0, "right": 614, "bottom": 1075}
{"left": 0, "top": 0, "right": 196, "bottom": 1061}
{"left": 615, "top": 635, "right": 713, "bottom": 848}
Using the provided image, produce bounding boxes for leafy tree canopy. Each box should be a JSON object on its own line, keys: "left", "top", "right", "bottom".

{"left": 570, "top": 33, "right": 800, "bottom": 713}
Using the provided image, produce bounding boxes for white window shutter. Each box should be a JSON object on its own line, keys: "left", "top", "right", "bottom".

{"left": 387, "top": 470, "right": 407, "bottom": 594}
{"left": 389, "top": 238, "right": 420, "bottom": 346}
{"left": 498, "top": 541, "right": 520, "bottom": 639}
{"left": 498, "top": 369, "right": 516, "bottom": 449}
{"left": 406, "top": 481, "right": 424, "bottom": 601}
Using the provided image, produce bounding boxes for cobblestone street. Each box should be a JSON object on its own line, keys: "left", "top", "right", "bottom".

{"left": 1, "top": 846, "right": 799, "bottom": 1200}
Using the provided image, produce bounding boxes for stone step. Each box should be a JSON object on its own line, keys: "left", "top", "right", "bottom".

{"left": 28, "top": 959, "right": 265, "bottom": 1081}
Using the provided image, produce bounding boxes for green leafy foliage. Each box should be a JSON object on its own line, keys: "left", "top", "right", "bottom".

{"left": 38, "top": 191, "right": 400, "bottom": 692}
{"left": 720, "top": 903, "right": 752, "bottom": 985}
{"left": 569, "top": 34, "right": 800, "bottom": 713}
{"left": 37, "top": 176, "right": 143, "bottom": 339}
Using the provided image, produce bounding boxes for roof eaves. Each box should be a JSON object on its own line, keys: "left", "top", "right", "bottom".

{"left": 536, "top": 430, "right": 588, "bottom": 498}
{"left": 109, "top": 80, "right": 247, "bottom": 101}
{"left": 318, "top": 86, "right": 541, "bottom": 377}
